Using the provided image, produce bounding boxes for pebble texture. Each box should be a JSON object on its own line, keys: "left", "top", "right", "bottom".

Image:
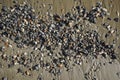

{"left": 0, "top": 0, "right": 120, "bottom": 80}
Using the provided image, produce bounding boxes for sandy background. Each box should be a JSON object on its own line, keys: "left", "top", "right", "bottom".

{"left": 0, "top": 0, "right": 120, "bottom": 80}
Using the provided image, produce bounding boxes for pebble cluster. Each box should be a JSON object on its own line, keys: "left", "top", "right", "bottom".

{"left": 0, "top": 1, "right": 119, "bottom": 79}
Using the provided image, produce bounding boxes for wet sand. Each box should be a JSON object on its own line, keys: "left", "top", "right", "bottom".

{"left": 0, "top": 0, "right": 120, "bottom": 80}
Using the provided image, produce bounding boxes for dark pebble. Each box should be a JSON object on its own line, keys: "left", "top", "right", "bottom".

{"left": 2, "top": 77, "right": 7, "bottom": 80}
{"left": 113, "top": 18, "right": 119, "bottom": 22}
{"left": 107, "top": 17, "right": 112, "bottom": 20}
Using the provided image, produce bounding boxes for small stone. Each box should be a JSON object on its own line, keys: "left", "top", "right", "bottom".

{"left": 21, "top": 28, "right": 25, "bottom": 32}
{"left": 24, "top": 52, "right": 28, "bottom": 56}
{"left": 114, "top": 18, "right": 119, "bottom": 22}
{"left": 102, "top": 8, "right": 107, "bottom": 12}
{"left": 107, "top": 17, "right": 112, "bottom": 20}
{"left": 2, "top": 77, "right": 7, "bottom": 80}
{"left": 14, "top": 61, "right": 19, "bottom": 65}
{"left": 0, "top": 46, "right": 5, "bottom": 52}
{"left": 8, "top": 44, "right": 12, "bottom": 48}
{"left": 1, "top": 54, "right": 7, "bottom": 59}
{"left": 34, "top": 47, "right": 38, "bottom": 50}
{"left": 58, "top": 64, "right": 63, "bottom": 68}
{"left": 116, "top": 72, "right": 120, "bottom": 78}
{"left": 17, "top": 68, "right": 23, "bottom": 73}
{"left": 32, "top": 64, "right": 40, "bottom": 70}
{"left": 25, "top": 70, "right": 31, "bottom": 76}
{"left": 69, "top": 21, "right": 74, "bottom": 27}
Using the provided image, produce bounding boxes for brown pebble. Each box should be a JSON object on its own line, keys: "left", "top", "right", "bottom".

{"left": 4, "top": 40, "right": 9, "bottom": 48}
{"left": 58, "top": 64, "right": 63, "bottom": 68}
{"left": 25, "top": 70, "right": 31, "bottom": 76}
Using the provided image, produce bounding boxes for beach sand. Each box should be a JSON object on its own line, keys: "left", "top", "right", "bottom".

{"left": 0, "top": 0, "right": 120, "bottom": 80}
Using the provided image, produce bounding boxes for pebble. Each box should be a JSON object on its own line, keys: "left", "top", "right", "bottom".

{"left": 17, "top": 68, "right": 23, "bottom": 73}
{"left": 2, "top": 77, "right": 7, "bottom": 80}
{"left": 8, "top": 44, "right": 12, "bottom": 48}
{"left": 24, "top": 52, "right": 28, "bottom": 56}
{"left": 107, "top": 17, "right": 112, "bottom": 20}
{"left": 0, "top": 46, "right": 6, "bottom": 52}
{"left": 25, "top": 70, "right": 31, "bottom": 76}
{"left": 116, "top": 72, "right": 120, "bottom": 78}
{"left": 37, "top": 75, "right": 43, "bottom": 80}
{"left": 32, "top": 64, "right": 40, "bottom": 70}
{"left": 113, "top": 18, "right": 119, "bottom": 22}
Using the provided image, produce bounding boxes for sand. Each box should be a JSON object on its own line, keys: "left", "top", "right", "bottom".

{"left": 0, "top": 0, "right": 120, "bottom": 80}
